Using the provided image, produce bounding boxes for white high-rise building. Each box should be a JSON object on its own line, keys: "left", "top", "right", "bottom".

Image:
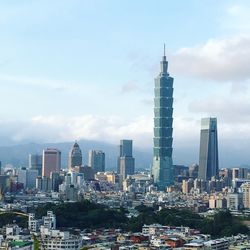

{"left": 43, "top": 211, "right": 56, "bottom": 230}
{"left": 241, "top": 182, "right": 250, "bottom": 209}
{"left": 227, "top": 192, "right": 243, "bottom": 210}
{"left": 28, "top": 213, "right": 40, "bottom": 233}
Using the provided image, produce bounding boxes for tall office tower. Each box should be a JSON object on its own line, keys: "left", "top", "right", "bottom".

{"left": 42, "top": 148, "right": 61, "bottom": 178}
{"left": 26, "top": 169, "right": 39, "bottom": 189}
{"left": 18, "top": 167, "right": 28, "bottom": 188}
{"left": 68, "top": 142, "right": 82, "bottom": 171}
{"left": 117, "top": 140, "right": 135, "bottom": 181}
{"left": 152, "top": 46, "right": 174, "bottom": 190}
{"left": 50, "top": 172, "right": 60, "bottom": 192}
{"left": 88, "top": 150, "right": 105, "bottom": 172}
{"left": 198, "top": 118, "right": 219, "bottom": 180}
{"left": 18, "top": 168, "right": 38, "bottom": 189}
{"left": 29, "top": 154, "right": 42, "bottom": 176}
{"left": 40, "top": 176, "right": 52, "bottom": 192}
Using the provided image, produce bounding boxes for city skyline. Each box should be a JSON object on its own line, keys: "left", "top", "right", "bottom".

{"left": 0, "top": 2, "right": 249, "bottom": 249}
{"left": 0, "top": 1, "right": 250, "bottom": 167}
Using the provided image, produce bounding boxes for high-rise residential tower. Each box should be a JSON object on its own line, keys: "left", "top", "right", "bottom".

{"left": 42, "top": 148, "right": 61, "bottom": 178}
{"left": 29, "top": 154, "right": 42, "bottom": 176}
{"left": 198, "top": 117, "right": 219, "bottom": 180}
{"left": 68, "top": 142, "right": 82, "bottom": 171}
{"left": 88, "top": 150, "right": 105, "bottom": 172}
{"left": 117, "top": 140, "right": 135, "bottom": 181}
{"left": 152, "top": 46, "right": 174, "bottom": 190}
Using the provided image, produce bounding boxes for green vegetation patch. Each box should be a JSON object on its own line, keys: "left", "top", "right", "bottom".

{"left": 34, "top": 201, "right": 249, "bottom": 238}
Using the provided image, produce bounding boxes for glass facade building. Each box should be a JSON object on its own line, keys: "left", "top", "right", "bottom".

{"left": 117, "top": 139, "right": 135, "bottom": 181}
{"left": 68, "top": 142, "right": 82, "bottom": 171}
{"left": 29, "top": 154, "right": 42, "bottom": 176}
{"left": 152, "top": 50, "right": 174, "bottom": 190}
{"left": 88, "top": 150, "right": 105, "bottom": 172}
{"left": 198, "top": 117, "right": 219, "bottom": 180}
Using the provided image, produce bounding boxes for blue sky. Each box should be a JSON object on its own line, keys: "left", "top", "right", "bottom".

{"left": 1, "top": 0, "right": 250, "bottom": 166}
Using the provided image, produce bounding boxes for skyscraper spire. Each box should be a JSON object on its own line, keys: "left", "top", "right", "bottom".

{"left": 161, "top": 43, "right": 168, "bottom": 74}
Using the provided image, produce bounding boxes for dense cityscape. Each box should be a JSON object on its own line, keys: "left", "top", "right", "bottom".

{"left": 1, "top": 1, "right": 250, "bottom": 250}
{"left": 0, "top": 47, "right": 248, "bottom": 250}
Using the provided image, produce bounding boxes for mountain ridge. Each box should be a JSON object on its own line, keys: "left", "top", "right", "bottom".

{"left": 0, "top": 139, "right": 152, "bottom": 170}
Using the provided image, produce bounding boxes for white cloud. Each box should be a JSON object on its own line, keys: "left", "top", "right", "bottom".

{"left": 171, "top": 35, "right": 250, "bottom": 82}
{"left": 2, "top": 115, "right": 153, "bottom": 148}
{"left": 189, "top": 96, "right": 250, "bottom": 122}
{"left": 221, "top": 4, "right": 250, "bottom": 33}
{"left": 0, "top": 114, "right": 201, "bottom": 151}
{"left": 4, "top": 101, "right": 250, "bottom": 148}
{"left": 188, "top": 95, "right": 250, "bottom": 141}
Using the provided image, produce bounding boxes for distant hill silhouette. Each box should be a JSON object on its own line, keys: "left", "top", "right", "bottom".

{"left": 0, "top": 139, "right": 153, "bottom": 170}
{"left": 0, "top": 138, "right": 249, "bottom": 169}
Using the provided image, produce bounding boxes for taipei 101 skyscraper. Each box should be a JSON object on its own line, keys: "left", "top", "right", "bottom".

{"left": 152, "top": 45, "right": 174, "bottom": 190}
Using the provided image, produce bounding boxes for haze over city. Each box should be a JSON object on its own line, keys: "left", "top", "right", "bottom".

{"left": 0, "top": 0, "right": 250, "bottom": 167}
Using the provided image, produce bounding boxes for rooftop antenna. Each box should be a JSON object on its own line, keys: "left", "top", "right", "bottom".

{"left": 161, "top": 43, "right": 168, "bottom": 73}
